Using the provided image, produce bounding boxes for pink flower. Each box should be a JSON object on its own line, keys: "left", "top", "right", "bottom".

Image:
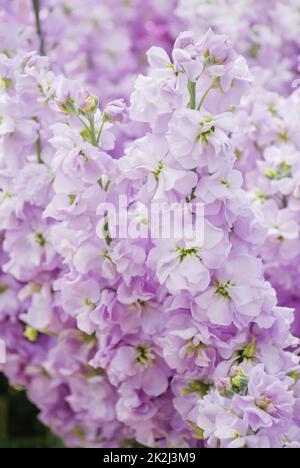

{"left": 147, "top": 220, "right": 229, "bottom": 295}
{"left": 108, "top": 342, "right": 170, "bottom": 397}
{"left": 232, "top": 365, "right": 294, "bottom": 432}
{"left": 194, "top": 254, "right": 272, "bottom": 328}
{"left": 120, "top": 133, "right": 198, "bottom": 200}
{"left": 168, "top": 109, "right": 234, "bottom": 169}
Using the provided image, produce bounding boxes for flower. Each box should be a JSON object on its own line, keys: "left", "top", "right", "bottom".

{"left": 232, "top": 365, "right": 294, "bottom": 432}
{"left": 194, "top": 254, "right": 273, "bottom": 328}
{"left": 0, "top": 16, "right": 299, "bottom": 449}
{"left": 120, "top": 133, "right": 198, "bottom": 200}
{"left": 168, "top": 109, "right": 233, "bottom": 170}
{"left": 147, "top": 220, "right": 228, "bottom": 295}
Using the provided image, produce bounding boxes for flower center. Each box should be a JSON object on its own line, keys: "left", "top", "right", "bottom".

{"left": 255, "top": 396, "right": 273, "bottom": 413}
{"left": 0, "top": 78, "right": 13, "bottom": 90}
{"left": 265, "top": 161, "right": 292, "bottom": 180}
{"left": 135, "top": 345, "right": 154, "bottom": 367}
{"left": 235, "top": 337, "right": 256, "bottom": 364}
{"left": 59, "top": 98, "right": 76, "bottom": 115}
{"left": 203, "top": 51, "right": 223, "bottom": 66}
{"left": 35, "top": 232, "right": 47, "bottom": 247}
{"left": 84, "top": 298, "right": 97, "bottom": 309}
{"left": 278, "top": 130, "right": 289, "bottom": 142}
{"left": 24, "top": 326, "right": 39, "bottom": 342}
{"left": 69, "top": 194, "right": 76, "bottom": 205}
{"left": 153, "top": 161, "right": 165, "bottom": 180}
{"left": 215, "top": 281, "right": 231, "bottom": 298}
{"left": 177, "top": 247, "right": 199, "bottom": 263}
{"left": 196, "top": 116, "right": 215, "bottom": 144}
{"left": 185, "top": 339, "right": 203, "bottom": 357}
{"left": 231, "top": 368, "right": 249, "bottom": 395}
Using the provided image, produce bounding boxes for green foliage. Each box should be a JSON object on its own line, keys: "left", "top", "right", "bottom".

{"left": 0, "top": 373, "right": 64, "bottom": 448}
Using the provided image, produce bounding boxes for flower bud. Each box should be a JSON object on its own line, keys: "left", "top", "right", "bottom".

{"left": 216, "top": 377, "right": 234, "bottom": 398}
{"left": 231, "top": 368, "right": 249, "bottom": 395}
{"left": 104, "top": 99, "right": 129, "bottom": 123}
{"left": 79, "top": 91, "right": 99, "bottom": 114}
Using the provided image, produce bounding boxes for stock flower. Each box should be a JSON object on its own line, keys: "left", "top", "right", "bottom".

{"left": 177, "top": 0, "right": 300, "bottom": 95}
{"left": 120, "top": 133, "right": 198, "bottom": 200}
{"left": 130, "top": 70, "right": 179, "bottom": 128}
{"left": 159, "top": 309, "right": 216, "bottom": 374}
{"left": 117, "top": 279, "right": 164, "bottom": 335}
{"left": 147, "top": 220, "right": 228, "bottom": 295}
{"left": 196, "top": 364, "right": 297, "bottom": 448}
{"left": 60, "top": 277, "right": 100, "bottom": 334}
{"left": 2, "top": 220, "right": 57, "bottom": 281}
{"left": 104, "top": 99, "right": 129, "bottom": 124}
{"left": 0, "top": 272, "right": 20, "bottom": 319}
{"left": 194, "top": 254, "right": 271, "bottom": 328}
{"left": 19, "top": 283, "right": 54, "bottom": 331}
{"left": 232, "top": 365, "right": 294, "bottom": 432}
{"left": 235, "top": 83, "right": 300, "bottom": 300}
{"left": 108, "top": 342, "right": 170, "bottom": 397}
{"left": 168, "top": 109, "right": 233, "bottom": 169}
{"left": 196, "top": 167, "right": 243, "bottom": 205}
{"left": 72, "top": 239, "right": 115, "bottom": 278}
{"left": 1, "top": 3, "right": 300, "bottom": 449}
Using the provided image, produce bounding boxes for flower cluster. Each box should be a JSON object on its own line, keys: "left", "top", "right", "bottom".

{"left": 0, "top": 49, "right": 131, "bottom": 448}
{"left": 231, "top": 86, "right": 300, "bottom": 303}
{"left": 0, "top": 0, "right": 178, "bottom": 100}
{"left": 15, "top": 31, "right": 299, "bottom": 448}
{"left": 0, "top": 0, "right": 38, "bottom": 54}
{"left": 176, "top": 0, "right": 300, "bottom": 95}
{"left": 1, "top": 1, "right": 300, "bottom": 450}
{"left": 43, "top": 0, "right": 179, "bottom": 99}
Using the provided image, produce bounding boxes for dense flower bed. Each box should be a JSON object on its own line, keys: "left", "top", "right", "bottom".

{"left": 1, "top": 0, "right": 300, "bottom": 449}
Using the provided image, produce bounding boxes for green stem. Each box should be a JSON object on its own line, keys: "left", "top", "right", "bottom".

{"left": 88, "top": 115, "right": 98, "bottom": 147}
{"left": 78, "top": 116, "right": 92, "bottom": 135}
{"left": 78, "top": 115, "right": 99, "bottom": 147}
{"left": 33, "top": 116, "right": 43, "bottom": 164}
{"left": 188, "top": 81, "right": 196, "bottom": 110}
{"left": 96, "top": 117, "right": 106, "bottom": 146}
{"left": 32, "top": 0, "right": 45, "bottom": 55}
{"left": 197, "top": 82, "right": 216, "bottom": 111}
{"left": 36, "top": 135, "right": 43, "bottom": 164}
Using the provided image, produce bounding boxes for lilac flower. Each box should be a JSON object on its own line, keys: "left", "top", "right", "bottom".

{"left": 168, "top": 109, "right": 234, "bottom": 170}
{"left": 120, "top": 133, "right": 198, "bottom": 200}
{"left": 194, "top": 254, "right": 272, "bottom": 328}
{"left": 147, "top": 220, "right": 229, "bottom": 295}
{"left": 177, "top": 0, "right": 300, "bottom": 95}
{"left": 159, "top": 310, "right": 217, "bottom": 374}
{"left": 61, "top": 277, "right": 100, "bottom": 334}
{"left": 108, "top": 342, "right": 170, "bottom": 397}
{"left": 232, "top": 365, "right": 294, "bottom": 432}
{"left": 0, "top": 15, "right": 299, "bottom": 449}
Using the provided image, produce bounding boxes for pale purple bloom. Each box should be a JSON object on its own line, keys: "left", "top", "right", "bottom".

{"left": 232, "top": 365, "right": 294, "bottom": 432}
{"left": 168, "top": 109, "right": 233, "bottom": 170}
{"left": 148, "top": 220, "right": 229, "bottom": 295}
{"left": 0, "top": 10, "right": 299, "bottom": 449}
{"left": 194, "top": 254, "right": 272, "bottom": 328}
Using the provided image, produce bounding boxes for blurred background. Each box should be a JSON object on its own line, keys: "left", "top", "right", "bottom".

{"left": 0, "top": 374, "right": 63, "bottom": 448}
